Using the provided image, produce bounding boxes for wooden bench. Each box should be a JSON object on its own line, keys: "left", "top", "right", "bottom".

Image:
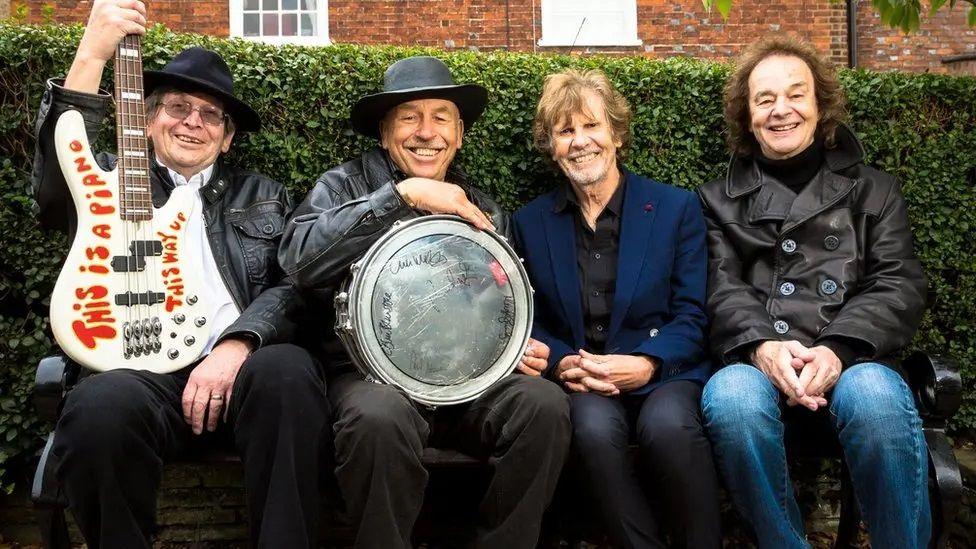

{"left": 30, "top": 352, "right": 963, "bottom": 548}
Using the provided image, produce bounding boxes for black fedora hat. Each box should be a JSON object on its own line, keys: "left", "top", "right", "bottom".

{"left": 144, "top": 47, "right": 261, "bottom": 132}
{"left": 351, "top": 56, "right": 488, "bottom": 139}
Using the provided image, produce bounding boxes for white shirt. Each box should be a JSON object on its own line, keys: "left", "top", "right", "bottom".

{"left": 162, "top": 160, "right": 240, "bottom": 358}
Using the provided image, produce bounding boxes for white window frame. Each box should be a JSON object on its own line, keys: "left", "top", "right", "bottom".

{"left": 538, "top": 0, "right": 641, "bottom": 47}
{"left": 229, "top": 0, "right": 330, "bottom": 46}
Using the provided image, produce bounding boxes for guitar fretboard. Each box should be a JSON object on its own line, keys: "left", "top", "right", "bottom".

{"left": 114, "top": 34, "right": 152, "bottom": 221}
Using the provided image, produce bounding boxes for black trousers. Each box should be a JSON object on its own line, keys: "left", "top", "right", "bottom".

{"left": 329, "top": 372, "right": 571, "bottom": 549}
{"left": 569, "top": 380, "right": 722, "bottom": 549}
{"left": 52, "top": 343, "right": 331, "bottom": 549}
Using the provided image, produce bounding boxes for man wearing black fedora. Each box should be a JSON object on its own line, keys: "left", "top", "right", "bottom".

{"left": 278, "top": 56, "right": 571, "bottom": 548}
{"left": 32, "top": 1, "right": 330, "bottom": 547}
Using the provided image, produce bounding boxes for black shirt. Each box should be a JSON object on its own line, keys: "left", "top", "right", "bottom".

{"left": 554, "top": 179, "right": 626, "bottom": 353}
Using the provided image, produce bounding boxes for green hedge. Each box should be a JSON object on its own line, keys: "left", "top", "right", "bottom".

{"left": 1, "top": 22, "right": 974, "bottom": 492}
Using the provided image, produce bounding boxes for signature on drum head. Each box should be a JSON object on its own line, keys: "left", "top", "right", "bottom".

{"left": 496, "top": 296, "right": 516, "bottom": 340}
{"left": 378, "top": 291, "right": 396, "bottom": 355}
{"left": 389, "top": 248, "right": 447, "bottom": 275}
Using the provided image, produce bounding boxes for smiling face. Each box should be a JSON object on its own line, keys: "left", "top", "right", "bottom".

{"left": 550, "top": 90, "right": 621, "bottom": 190}
{"left": 147, "top": 90, "right": 234, "bottom": 179}
{"left": 748, "top": 54, "right": 820, "bottom": 160}
{"left": 380, "top": 98, "right": 463, "bottom": 181}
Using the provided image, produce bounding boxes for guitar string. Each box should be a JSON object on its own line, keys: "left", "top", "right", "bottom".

{"left": 117, "top": 36, "right": 134, "bottom": 358}
{"left": 131, "top": 34, "right": 151, "bottom": 355}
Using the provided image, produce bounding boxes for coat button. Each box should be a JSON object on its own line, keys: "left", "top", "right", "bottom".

{"left": 781, "top": 239, "right": 797, "bottom": 253}
{"left": 824, "top": 235, "right": 840, "bottom": 251}
{"left": 596, "top": 325, "right": 604, "bottom": 332}
{"left": 821, "top": 279, "right": 838, "bottom": 295}
{"left": 262, "top": 223, "right": 275, "bottom": 235}
{"left": 649, "top": 328, "right": 659, "bottom": 337}
{"left": 779, "top": 282, "right": 795, "bottom": 296}
{"left": 773, "top": 320, "right": 790, "bottom": 334}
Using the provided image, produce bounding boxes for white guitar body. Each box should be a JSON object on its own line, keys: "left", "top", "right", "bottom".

{"left": 50, "top": 110, "right": 211, "bottom": 373}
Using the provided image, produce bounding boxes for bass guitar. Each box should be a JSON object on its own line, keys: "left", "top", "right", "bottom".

{"left": 50, "top": 34, "right": 211, "bottom": 373}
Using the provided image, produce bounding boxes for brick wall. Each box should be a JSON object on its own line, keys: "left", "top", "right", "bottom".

{"left": 13, "top": 1, "right": 976, "bottom": 73}
{"left": 0, "top": 458, "right": 868, "bottom": 547}
{"left": 855, "top": 0, "right": 976, "bottom": 73}
{"left": 18, "top": 0, "right": 230, "bottom": 36}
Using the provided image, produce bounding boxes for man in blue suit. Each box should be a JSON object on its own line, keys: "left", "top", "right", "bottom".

{"left": 513, "top": 69, "right": 721, "bottom": 548}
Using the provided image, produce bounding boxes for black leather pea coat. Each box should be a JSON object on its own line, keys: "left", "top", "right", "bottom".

{"left": 32, "top": 79, "right": 305, "bottom": 349}
{"left": 697, "top": 125, "right": 926, "bottom": 366}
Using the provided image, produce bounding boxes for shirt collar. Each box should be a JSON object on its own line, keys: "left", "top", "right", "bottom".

{"left": 158, "top": 156, "right": 215, "bottom": 189}
{"left": 554, "top": 176, "right": 626, "bottom": 218}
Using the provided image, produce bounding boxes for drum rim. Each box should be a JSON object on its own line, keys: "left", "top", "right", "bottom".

{"left": 343, "top": 215, "right": 533, "bottom": 406}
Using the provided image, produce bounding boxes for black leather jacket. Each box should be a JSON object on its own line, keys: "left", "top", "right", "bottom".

{"left": 32, "top": 79, "right": 304, "bottom": 349}
{"left": 697, "top": 125, "right": 926, "bottom": 365}
{"left": 278, "top": 148, "right": 510, "bottom": 368}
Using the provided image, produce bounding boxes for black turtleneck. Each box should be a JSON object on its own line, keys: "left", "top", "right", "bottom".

{"left": 755, "top": 138, "right": 824, "bottom": 194}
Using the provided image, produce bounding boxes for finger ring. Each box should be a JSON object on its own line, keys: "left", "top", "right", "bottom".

{"left": 210, "top": 394, "right": 223, "bottom": 401}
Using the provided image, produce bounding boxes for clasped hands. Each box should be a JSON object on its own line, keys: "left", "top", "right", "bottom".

{"left": 556, "top": 350, "right": 656, "bottom": 395}
{"left": 752, "top": 340, "right": 842, "bottom": 411}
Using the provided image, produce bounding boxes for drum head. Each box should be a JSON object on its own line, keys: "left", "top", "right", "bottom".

{"left": 345, "top": 216, "right": 532, "bottom": 406}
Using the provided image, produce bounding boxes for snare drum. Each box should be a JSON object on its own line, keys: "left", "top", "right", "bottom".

{"left": 334, "top": 215, "right": 533, "bottom": 406}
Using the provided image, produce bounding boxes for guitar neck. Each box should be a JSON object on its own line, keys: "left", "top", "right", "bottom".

{"left": 114, "top": 34, "right": 152, "bottom": 221}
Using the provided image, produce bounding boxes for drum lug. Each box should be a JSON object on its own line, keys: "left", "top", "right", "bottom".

{"left": 364, "top": 373, "right": 380, "bottom": 384}
{"left": 334, "top": 291, "right": 348, "bottom": 305}
{"left": 350, "top": 262, "right": 361, "bottom": 273}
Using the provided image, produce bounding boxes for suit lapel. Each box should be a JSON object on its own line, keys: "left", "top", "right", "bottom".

{"left": 608, "top": 171, "right": 655, "bottom": 341}
{"left": 541, "top": 200, "right": 585, "bottom": 349}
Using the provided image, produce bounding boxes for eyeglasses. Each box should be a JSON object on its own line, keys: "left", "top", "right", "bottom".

{"left": 160, "top": 100, "right": 228, "bottom": 127}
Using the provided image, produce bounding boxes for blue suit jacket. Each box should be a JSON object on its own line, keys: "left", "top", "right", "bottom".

{"left": 513, "top": 168, "right": 712, "bottom": 395}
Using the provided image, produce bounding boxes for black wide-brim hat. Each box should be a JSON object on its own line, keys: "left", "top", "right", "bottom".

{"left": 351, "top": 56, "right": 488, "bottom": 139}
{"left": 144, "top": 47, "right": 261, "bottom": 132}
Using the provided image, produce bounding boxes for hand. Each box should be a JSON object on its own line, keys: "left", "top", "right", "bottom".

{"left": 66, "top": 0, "right": 148, "bottom": 93}
{"left": 752, "top": 340, "right": 824, "bottom": 411}
{"left": 797, "top": 345, "right": 843, "bottom": 397}
{"left": 577, "top": 350, "right": 657, "bottom": 392}
{"left": 557, "top": 354, "right": 619, "bottom": 395}
{"left": 79, "top": 0, "right": 147, "bottom": 62}
{"left": 396, "top": 177, "right": 495, "bottom": 231}
{"left": 517, "top": 338, "right": 549, "bottom": 376}
{"left": 181, "top": 338, "right": 252, "bottom": 435}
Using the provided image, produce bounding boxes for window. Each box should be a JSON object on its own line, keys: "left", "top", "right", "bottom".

{"left": 229, "top": 0, "right": 329, "bottom": 45}
{"left": 538, "top": 0, "right": 641, "bottom": 47}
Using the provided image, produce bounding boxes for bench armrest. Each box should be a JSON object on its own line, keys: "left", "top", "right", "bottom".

{"left": 903, "top": 351, "right": 962, "bottom": 427}
{"left": 33, "top": 355, "right": 81, "bottom": 424}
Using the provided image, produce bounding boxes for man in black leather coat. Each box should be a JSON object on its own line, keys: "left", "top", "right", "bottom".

{"left": 278, "top": 56, "right": 571, "bottom": 549}
{"left": 32, "top": 1, "right": 330, "bottom": 547}
{"left": 698, "top": 37, "right": 930, "bottom": 548}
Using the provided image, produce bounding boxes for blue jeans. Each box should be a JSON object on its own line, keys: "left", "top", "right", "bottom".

{"left": 701, "top": 362, "right": 930, "bottom": 548}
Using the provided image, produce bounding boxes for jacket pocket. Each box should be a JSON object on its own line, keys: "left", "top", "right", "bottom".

{"left": 228, "top": 201, "right": 285, "bottom": 285}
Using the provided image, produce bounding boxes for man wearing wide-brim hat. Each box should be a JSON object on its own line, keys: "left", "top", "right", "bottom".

{"left": 279, "top": 56, "right": 571, "bottom": 548}
{"left": 32, "top": 1, "right": 330, "bottom": 547}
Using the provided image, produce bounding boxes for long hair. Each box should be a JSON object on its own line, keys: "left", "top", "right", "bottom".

{"left": 533, "top": 68, "right": 632, "bottom": 161}
{"left": 724, "top": 37, "right": 846, "bottom": 155}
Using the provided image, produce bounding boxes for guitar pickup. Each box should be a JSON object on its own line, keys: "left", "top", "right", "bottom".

{"left": 130, "top": 240, "right": 163, "bottom": 256}
{"left": 115, "top": 291, "right": 165, "bottom": 306}
{"left": 111, "top": 240, "right": 163, "bottom": 272}
{"left": 112, "top": 255, "right": 146, "bottom": 272}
